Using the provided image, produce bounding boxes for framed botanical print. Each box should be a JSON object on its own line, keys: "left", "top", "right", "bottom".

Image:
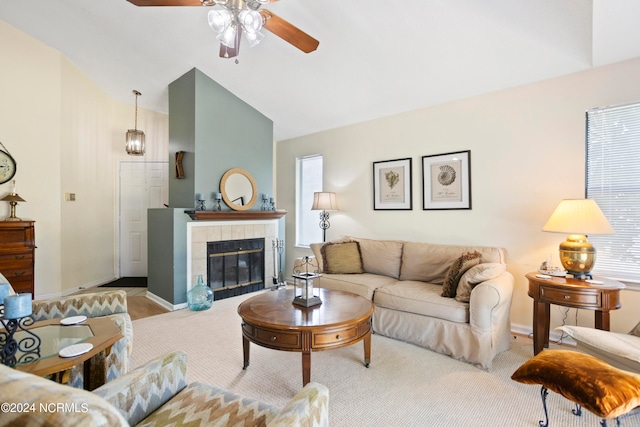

{"left": 373, "top": 158, "right": 412, "bottom": 210}
{"left": 422, "top": 150, "right": 471, "bottom": 210}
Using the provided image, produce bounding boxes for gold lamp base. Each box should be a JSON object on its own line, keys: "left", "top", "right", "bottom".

{"left": 2, "top": 196, "right": 24, "bottom": 222}
{"left": 559, "top": 234, "right": 595, "bottom": 279}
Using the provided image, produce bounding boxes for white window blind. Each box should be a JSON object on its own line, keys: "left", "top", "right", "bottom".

{"left": 586, "top": 101, "right": 640, "bottom": 283}
{"left": 296, "top": 155, "right": 323, "bottom": 246}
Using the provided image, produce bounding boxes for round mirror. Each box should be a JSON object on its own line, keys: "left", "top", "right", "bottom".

{"left": 220, "top": 168, "right": 257, "bottom": 211}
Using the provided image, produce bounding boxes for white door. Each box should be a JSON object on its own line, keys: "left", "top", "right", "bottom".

{"left": 119, "top": 162, "right": 168, "bottom": 277}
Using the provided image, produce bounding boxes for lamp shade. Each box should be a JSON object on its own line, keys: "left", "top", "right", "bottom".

{"left": 311, "top": 192, "right": 338, "bottom": 211}
{"left": 0, "top": 193, "right": 25, "bottom": 203}
{"left": 542, "top": 199, "right": 614, "bottom": 279}
{"left": 542, "top": 199, "right": 614, "bottom": 235}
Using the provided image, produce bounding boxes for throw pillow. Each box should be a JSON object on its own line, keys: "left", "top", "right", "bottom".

{"left": 310, "top": 236, "right": 352, "bottom": 273}
{"left": 441, "top": 251, "right": 481, "bottom": 298}
{"left": 321, "top": 241, "right": 364, "bottom": 274}
{"left": 511, "top": 349, "right": 640, "bottom": 419}
{"left": 455, "top": 263, "right": 507, "bottom": 303}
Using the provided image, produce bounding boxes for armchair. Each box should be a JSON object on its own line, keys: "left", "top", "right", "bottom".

{"left": 0, "top": 273, "right": 132, "bottom": 390}
{"left": 0, "top": 350, "right": 330, "bottom": 427}
{"left": 558, "top": 322, "right": 640, "bottom": 373}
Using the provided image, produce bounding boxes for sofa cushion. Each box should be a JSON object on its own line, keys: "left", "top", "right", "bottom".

{"left": 374, "top": 281, "right": 469, "bottom": 323}
{"left": 455, "top": 263, "right": 507, "bottom": 303}
{"left": 352, "top": 237, "right": 403, "bottom": 279}
{"left": 319, "top": 273, "right": 396, "bottom": 300}
{"left": 138, "top": 382, "right": 280, "bottom": 427}
{"left": 310, "top": 236, "right": 352, "bottom": 273}
{"left": 441, "top": 251, "right": 481, "bottom": 297}
{"left": 399, "top": 242, "right": 505, "bottom": 283}
{"left": 556, "top": 325, "right": 640, "bottom": 373}
{"left": 321, "top": 241, "right": 364, "bottom": 274}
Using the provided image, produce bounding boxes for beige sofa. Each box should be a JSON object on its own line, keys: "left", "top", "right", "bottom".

{"left": 305, "top": 237, "right": 514, "bottom": 369}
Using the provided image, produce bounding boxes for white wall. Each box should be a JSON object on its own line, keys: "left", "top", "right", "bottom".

{"left": 276, "top": 56, "right": 640, "bottom": 334}
{"left": 0, "top": 20, "right": 168, "bottom": 297}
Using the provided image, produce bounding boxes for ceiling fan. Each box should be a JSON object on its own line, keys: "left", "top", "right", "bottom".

{"left": 127, "top": 0, "right": 319, "bottom": 59}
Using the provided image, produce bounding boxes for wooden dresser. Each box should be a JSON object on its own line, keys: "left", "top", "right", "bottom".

{"left": 0, "top": 220, "right": 35, "bottom": 295}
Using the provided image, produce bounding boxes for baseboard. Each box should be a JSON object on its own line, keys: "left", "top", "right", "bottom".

{"left": 510, "top": 322, "right": 576, "bottom": 346}
{"left": 34, "top": 275, "right": 117, "bottom": 300}
{"left": 145, "top": 291, "right": 186, "bottom": 311}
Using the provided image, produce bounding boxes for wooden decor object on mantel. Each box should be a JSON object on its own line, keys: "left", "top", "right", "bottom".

{"left": 186, "top": 210, "right": 287, "bottom": 221}
{"left": 175, "top": 151, "right": 185, "bottom": 179}
{"left": 0, "top": 220, "right": 35, "bottom": 295}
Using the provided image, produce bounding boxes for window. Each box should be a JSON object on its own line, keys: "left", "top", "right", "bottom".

{"left": 296, "top": 155, "right": 323, "bottom": 246}
{"left": 586, "top": 102, "right": 640, "bottom": 283}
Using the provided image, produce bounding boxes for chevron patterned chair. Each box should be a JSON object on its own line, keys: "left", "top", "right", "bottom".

{"left": 0, "top": 350, "right": 330, "bottom": 427}
{"left": 31, "top": 289, "right": 133, "bottom": 389}
{"left": 0, "top": 273, "right": 132, "bottom": 390}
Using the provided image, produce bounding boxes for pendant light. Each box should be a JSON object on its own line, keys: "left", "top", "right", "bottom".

{"left": 125, "top": 90, "right": 145, "bottom": 156}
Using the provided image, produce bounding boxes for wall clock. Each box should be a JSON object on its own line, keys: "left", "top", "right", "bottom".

{"left": 0, "top": 144, "right": 17, "bottom": 185}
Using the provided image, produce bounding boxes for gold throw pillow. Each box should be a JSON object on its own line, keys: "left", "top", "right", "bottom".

{"left": 321, "top": 241, "right": 364, "bottom": 274}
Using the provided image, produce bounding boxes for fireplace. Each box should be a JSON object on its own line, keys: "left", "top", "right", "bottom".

{"left": 207, "top": 238, "right": 265, "bottom": 300}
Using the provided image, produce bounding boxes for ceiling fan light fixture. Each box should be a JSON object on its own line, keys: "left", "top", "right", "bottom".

{"left": 238, "top": 10, "right": 262, "bottom": 33}
{"left": 219, "top": 24, "right": 238, "bottom": 48}
{"left": 208, "top": 9, "right": 231, "bottom": 33}
{"left": 244, "top": 30, "right": 264, "bottom": 47}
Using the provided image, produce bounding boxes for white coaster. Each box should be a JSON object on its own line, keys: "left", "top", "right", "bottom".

{"left": 60, "top": 315, "right": 87, "bottom": 326}
{"left": 59, "top": 342, "right": 93, "bottom": 358}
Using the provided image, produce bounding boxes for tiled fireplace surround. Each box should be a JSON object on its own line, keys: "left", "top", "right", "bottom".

{"left": 186, "top": 220, "right": 279, "bottom": 292}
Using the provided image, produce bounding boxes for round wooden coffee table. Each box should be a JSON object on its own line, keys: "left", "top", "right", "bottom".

{"left": 238, "top": 288, "right": 374, "bottom": 386}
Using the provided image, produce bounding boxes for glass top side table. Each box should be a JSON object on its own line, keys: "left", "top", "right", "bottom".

{"left": 12, "top": 324, "right": 93, "bottom": 364}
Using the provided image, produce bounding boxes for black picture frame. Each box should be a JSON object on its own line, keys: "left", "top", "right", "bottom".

{"left": 422, "top": 150, "right": 471, "bottom": 210}
{"left": 373, "top": 158, "right": 412, "bottom": 210}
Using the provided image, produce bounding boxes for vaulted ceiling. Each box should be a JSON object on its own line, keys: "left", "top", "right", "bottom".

{"left": 2, "top": 1, "right": 640, "bottom": 141}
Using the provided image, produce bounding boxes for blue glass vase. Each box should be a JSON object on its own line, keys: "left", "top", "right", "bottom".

{"left": 187, "top": 275, "right": 213, "bottom": 311}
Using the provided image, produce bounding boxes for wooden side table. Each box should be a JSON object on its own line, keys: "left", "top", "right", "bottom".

{"left": 526, "top": 272, "right": 625, "bottom": 355}
{"left": 11, "top": 317, "right": 123, "bottom": 390}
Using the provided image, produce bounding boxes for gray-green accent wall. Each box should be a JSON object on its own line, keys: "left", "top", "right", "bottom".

{"left": 147, "top": 208, "right": 189, "bottom": 305}
{"left": 168, "top": 68, "right": 273, "bottom": 209}
{"left": 149, "top": 67, "right": 274, "bottom": 305}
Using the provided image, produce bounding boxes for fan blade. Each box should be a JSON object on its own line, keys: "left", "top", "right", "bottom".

{"left": 259, "top": 10, "right": 319, "bottom": 53}
{"left": 127, "top": 0, "right": 205, "bottom": 6}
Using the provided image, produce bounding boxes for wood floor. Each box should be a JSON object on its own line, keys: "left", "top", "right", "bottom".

{"left": 73, "top": 286, "right": 169, "bottom": 320}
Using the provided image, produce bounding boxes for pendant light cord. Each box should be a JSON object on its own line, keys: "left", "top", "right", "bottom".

{"left": 133, "top": 90, "right": 141, "bottom": 131}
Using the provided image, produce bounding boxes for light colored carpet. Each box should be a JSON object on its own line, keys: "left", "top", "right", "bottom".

{"left": 131, "top": 290, "right": 640, "bottom": 426}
